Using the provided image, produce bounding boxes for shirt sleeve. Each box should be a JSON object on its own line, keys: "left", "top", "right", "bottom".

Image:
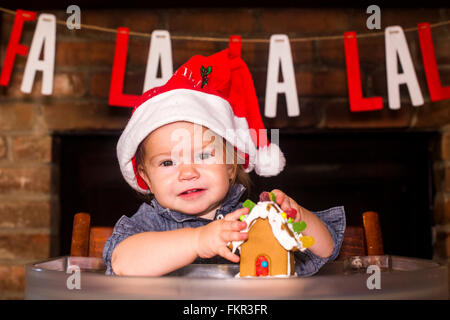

{"left": 294, "top": 206, "right": 346, "bottom": 277}
{"left": 102, "top": 206, "right": 164, "bottom": 276}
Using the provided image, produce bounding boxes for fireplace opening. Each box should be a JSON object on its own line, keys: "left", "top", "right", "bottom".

{"left": 54, "top": 130, "right": 437, "bottom": 259}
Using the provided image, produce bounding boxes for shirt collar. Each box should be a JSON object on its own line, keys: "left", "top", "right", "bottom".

{"left": 151, "top": 184, "right": 247, "bottom": 223}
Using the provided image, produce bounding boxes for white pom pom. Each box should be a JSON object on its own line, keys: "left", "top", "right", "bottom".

{"left": 254, "top": 143, "right": 286, "bottom": 177}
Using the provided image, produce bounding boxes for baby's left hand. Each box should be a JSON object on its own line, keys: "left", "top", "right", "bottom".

{"left": 261, "top": 189, "right": 302, "bottom": 222}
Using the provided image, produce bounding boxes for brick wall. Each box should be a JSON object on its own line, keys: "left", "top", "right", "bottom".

{"left": 0, "top": 7, "right": 449, "bottom": 299}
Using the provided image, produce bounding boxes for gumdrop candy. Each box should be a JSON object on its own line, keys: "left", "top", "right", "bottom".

{"left": 292, "top": 221, "right": 307, "bottom": 233}
{"left": 286, "top": 208, "right": 297, "bottom": 219}
{"left": 259, "top": 192, "right": 271, "bottom": 202}
{"left": 280, "top": 212, "right": 287, "bottom": 219}
{"left": 270, "top": 192, "right": 277, "bottom": 202}
{"left": 299, "top": 235, "right": 315, "bottom": 248}
{"left": 243, "top": 199, "right": 256, "bottom": 212}
{"left": 240, "top": 215, "right": 246, "bottom": 221}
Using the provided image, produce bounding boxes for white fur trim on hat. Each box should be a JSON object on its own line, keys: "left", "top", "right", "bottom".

{"left": 254, "top": 143, "right": 286, "bottom": 177}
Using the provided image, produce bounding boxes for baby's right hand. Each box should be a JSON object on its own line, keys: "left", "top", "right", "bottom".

{"left": 194, "top": 207, "right": 249, "bottom": 263}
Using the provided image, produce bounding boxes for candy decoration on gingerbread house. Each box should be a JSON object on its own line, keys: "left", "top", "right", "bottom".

{"left": 230, "top": 192, "right": 314, "bottom": 277}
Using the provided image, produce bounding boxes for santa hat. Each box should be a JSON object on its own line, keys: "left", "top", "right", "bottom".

{"left": 117, "top": 37, "right": 286, "bottom": 193}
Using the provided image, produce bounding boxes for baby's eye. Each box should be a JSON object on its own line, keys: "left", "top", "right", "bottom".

{"left": 198, "top": 151, "right": 213, "bottom": 160}
{"left": 160, "top": 160, "right": 174, "bottom": 167}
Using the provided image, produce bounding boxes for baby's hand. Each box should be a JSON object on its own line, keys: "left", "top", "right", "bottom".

{"left": 262, "top": 189, "right": 302, "bottom": 222}
{"left": 194, "top": 207, "right": 249, "bottom": 263}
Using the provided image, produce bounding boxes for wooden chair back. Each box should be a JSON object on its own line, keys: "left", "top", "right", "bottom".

{"left": 337, "top": 211, "right": 384, "bottom": 260}
{"left": 70, "top": 212, "right": 113, "bottom": 258}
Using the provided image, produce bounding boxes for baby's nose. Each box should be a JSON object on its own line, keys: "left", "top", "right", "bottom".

{"left": 178, "top": 163, "right": 200, "bottom": 180}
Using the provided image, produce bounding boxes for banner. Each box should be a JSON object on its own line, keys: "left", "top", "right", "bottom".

{"left": 0, "top": 7, "right": 449, "bottom": 116}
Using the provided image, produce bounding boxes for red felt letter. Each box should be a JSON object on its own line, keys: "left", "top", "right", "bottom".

{"left": 109, "top": 27, "right": 140, "bottom": 107}
{"left": 418, "top": 22, "right": 450, "bottom": 102}
{"left": 344, "top": 31, "right": 383, "bottom": 112}
{"left": 0, "top": 9, "right": 36, "bottom": 86}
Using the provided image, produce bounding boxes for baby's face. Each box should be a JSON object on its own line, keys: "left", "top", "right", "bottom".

{"left": 138, "top": 121, "right": 235, "bottom": 219}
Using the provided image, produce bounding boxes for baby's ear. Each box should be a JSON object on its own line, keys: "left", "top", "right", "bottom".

{"left": 137, "top": 165, "right": 153, "bottom": 193}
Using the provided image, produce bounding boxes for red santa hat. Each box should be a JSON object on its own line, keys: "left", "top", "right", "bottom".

{"left": 117, "top": 38, "right": 286, "bottom": 193}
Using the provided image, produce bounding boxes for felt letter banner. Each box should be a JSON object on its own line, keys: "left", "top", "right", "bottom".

{"left": 0, "top": 9, "right": 36, "bottom": 86}
{"left": 344, "top": 31, "right": 383, "bottom": 112}
{"left": 109, "top": 27, "right": 140, "bottom": 107}
{"left": 385, "top": 26, "right": 424, "bottom": 110}
{"left": 143, "top": 30, "right": 173, "bottom": 92}
{"left": 20, "top": 13, "right": 56, "bottom": 95}
{"left": 417, "top": 22, "right": 450, "bottom": 102}
{"left": 264, "top": 34, "right": 300, "bottom": 118}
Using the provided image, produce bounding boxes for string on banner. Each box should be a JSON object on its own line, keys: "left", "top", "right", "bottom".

{"left": 1, "top": 6, "right": 450, "bottom": 43}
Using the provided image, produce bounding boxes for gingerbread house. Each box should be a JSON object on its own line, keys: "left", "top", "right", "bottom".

{"left": 230, "top": 194, "right": 314, "bottom": 277}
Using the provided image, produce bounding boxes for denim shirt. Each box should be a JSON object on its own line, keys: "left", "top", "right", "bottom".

{"left": 103, "top": 184, "right": 346, "bottom": 277}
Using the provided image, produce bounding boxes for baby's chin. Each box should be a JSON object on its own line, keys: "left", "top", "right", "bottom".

{"left": 171, "top": 199, "right": 219, "bottom": 218}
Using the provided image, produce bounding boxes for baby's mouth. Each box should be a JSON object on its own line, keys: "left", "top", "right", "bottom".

{"left": 178, "top": 188, "right": 206, "bottom": 197}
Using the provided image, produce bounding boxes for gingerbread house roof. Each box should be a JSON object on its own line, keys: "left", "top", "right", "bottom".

{"left": 230, "top": 200, "right": 308, "bottom": 254}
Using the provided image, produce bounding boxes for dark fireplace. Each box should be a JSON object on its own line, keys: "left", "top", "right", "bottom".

{"left": 54, "top": 130, "right": 437, "bottom": 259}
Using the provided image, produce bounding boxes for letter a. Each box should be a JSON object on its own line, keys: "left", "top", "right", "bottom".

{"left": 66, "top": 5, "right": 81, "bottom": 30}
{"left": 265, "top": 34, "right": 300, "bottom": 118}
{"left": 385, "top": 26, "right": 424, "bottom": 110}
{"left": 66, "top": 265, "right": 81, "bottom": 290}
{"left": 21, "top": 14, "right": 56, "bottom": 95}
{"left": 366, "top": 265, "right": 381, "bottom": 290}
{"left": 143, "top": 30, "right": 173, "bottom": 92}
{"left": 366, "top": 5, "right": 381, "bottom": 30}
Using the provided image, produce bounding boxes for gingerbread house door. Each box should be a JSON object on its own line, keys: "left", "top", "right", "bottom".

{"left": 256, "top": 255, "right": 269, "bottom": 276}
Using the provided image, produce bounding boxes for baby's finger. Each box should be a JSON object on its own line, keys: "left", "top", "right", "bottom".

{"left": 281, "top": 197, "right": 293, "bottom": 212}
{"left": 218, "top": 246, "right": 240, "bottom": 263}
{"left": 271, "top": 189, "right": 286, "bottom": 205}
{"left": 224, "top": 207, "right": 249, "bottom": 221}
{"left": 221, "top": 230, "right": 248, "bottom": 242}
{"left": 223, "top": 220, "right": 247, "bottom": 232}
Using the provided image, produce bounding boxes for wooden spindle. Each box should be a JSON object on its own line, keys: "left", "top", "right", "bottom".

{"left": 89, "top": 227, "right": 113, "bottom": 258}
{"left": 70, "top": 212, "right": 91, "bottom": 257}
{"left": 362, "top": 211, "right": 384, "bottom": 255}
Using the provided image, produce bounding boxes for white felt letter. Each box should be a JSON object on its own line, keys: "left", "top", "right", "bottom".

{"left": 385, "top": 26, "right": 424, "bottom": 110}
{"left": 143, "top": 30, "right": 173, "bottom": 92}
{"left": 264, "top": 34, "right": 300, "bottom": 118}
{"left": 21, "top": 14, "right": 56, "bottom": 95}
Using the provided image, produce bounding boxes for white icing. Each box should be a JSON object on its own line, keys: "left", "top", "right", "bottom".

{"left": 230, "top": 201, "right": 307, "bottom": 254}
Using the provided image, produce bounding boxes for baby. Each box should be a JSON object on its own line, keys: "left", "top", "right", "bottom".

{"left": 103, "top": 49, "right": 345, "bottom": 276}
